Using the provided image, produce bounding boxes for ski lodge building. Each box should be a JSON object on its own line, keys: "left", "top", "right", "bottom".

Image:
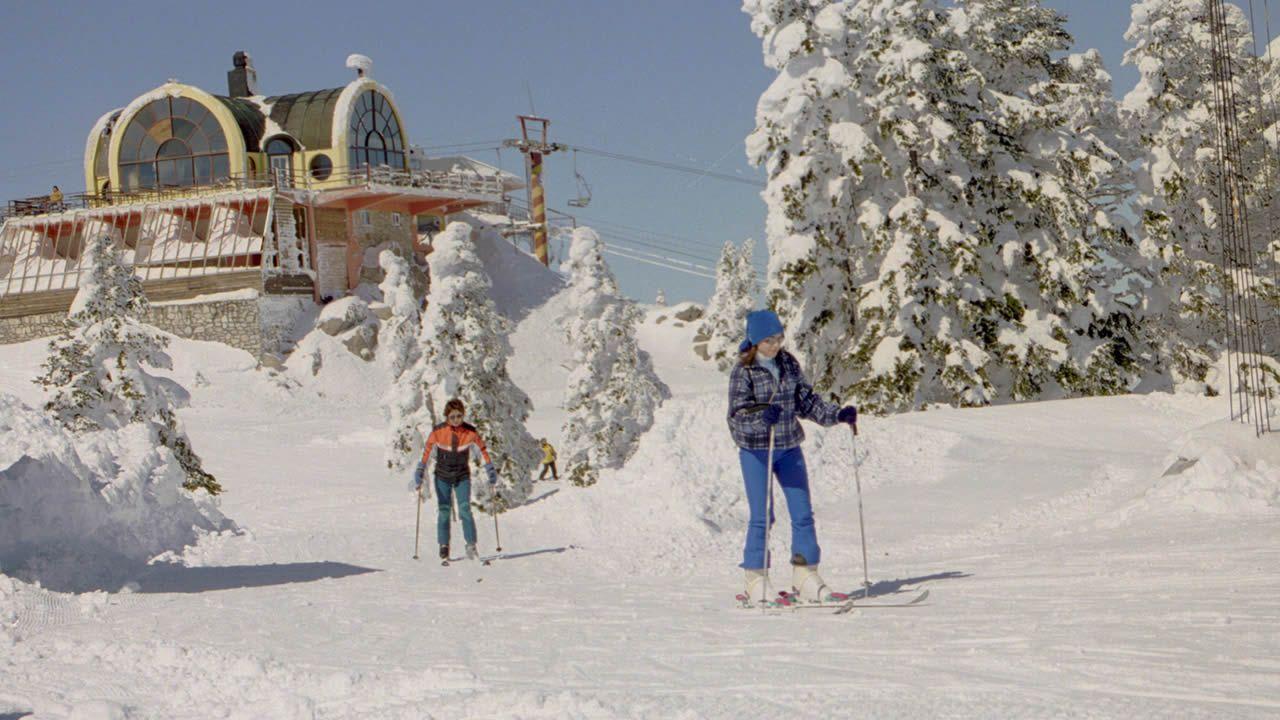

{"left": 0, "top": 52, "right": 521, "bottom": 358}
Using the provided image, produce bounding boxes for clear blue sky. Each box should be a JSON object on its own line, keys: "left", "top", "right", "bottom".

{"left": 0, "top": 1, "right": 1267, "bottom": 304}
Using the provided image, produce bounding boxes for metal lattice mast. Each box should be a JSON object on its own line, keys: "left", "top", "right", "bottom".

{"left": 1206, "top": 0, "right": 1275, "bottom": 435}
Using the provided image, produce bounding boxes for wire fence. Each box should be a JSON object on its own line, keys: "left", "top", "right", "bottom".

{"left": 0, "top": 188, "right": 277, "bottom": 299}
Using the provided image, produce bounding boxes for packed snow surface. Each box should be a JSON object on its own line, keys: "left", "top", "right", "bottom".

{"left": 1, "top": 248, "right": 1278, "bottom": 717}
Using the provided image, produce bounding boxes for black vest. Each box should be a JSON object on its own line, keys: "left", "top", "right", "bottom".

{"left": 434, "top": 422, "right": 475, "bottom": 483}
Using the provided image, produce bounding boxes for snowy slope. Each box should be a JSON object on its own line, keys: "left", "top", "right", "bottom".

{"left": 2, "top": 258, "right": 1279, "bottom": 718}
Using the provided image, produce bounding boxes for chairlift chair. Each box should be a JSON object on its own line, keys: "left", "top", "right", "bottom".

{"left": 567, "top": 149, "right": 592, "bottom": 208}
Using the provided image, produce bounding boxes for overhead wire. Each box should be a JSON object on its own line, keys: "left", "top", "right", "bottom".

{"left": 568, "top": 145, "right": 766, "bottom": 189}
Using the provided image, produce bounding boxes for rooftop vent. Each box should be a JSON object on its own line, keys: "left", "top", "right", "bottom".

{"left": 346, "top": 54, "right": 373, "bottom": 80}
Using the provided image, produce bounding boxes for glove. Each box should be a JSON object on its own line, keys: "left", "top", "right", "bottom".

{"left": 485, "top": 463, "right": 498, "bottom": 486}
{"left": 837, "top": 406, "right": 858, "bottom": 425}
{"left": 412, "top": 463, "right": 425, "bottom": 491}
{"left": 762, "top": 404, "right": 784, "bottom": 426}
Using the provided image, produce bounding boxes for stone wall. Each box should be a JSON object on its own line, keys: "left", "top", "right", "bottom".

{"left": 353, "top": 209, "right": 416, "bottom": 286}
{"left": 149, "top": 298, "right": 264, "bottom": 357}
{"left": 0, "top": 295, "right": 315, "bottom": 359}
{"left": 0, "top": 312, "right": 67, "bottom": 345}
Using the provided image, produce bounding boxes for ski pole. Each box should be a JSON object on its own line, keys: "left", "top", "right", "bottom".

{"left": 412, "top": 488, "right": 423, "bottom": 560}
{"left": 492, "top": 508, "right": 502, "bottom": 553}
{"left": 850, "top": 424, "right": 872, "bottom": 597}
{"left": 762, "top": 423, "right": 776, "bottom": 604}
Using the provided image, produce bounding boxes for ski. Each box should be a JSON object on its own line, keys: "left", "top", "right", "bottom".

{"left": 767, "top": 588, "right": 931, "bottom": 611}
{"left": 734, "top": 593, "right": 787, "bottom": 610}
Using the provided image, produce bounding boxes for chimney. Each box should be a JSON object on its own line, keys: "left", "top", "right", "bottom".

{"left": 227, "top": 51, "right": 258, "bottom": 98}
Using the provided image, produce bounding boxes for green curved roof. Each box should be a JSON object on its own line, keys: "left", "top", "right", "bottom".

{"left": 214, "top": 96, "right": 266, "bottom": 152}
{"left": 264, "top": 88, "right": 345, "bottom": 150}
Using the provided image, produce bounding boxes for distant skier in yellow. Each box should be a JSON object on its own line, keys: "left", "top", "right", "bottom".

{"left": 538, "top": 438, "right": 559, "bottom": 481}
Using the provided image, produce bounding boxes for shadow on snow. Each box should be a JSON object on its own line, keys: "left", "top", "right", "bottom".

{"left": 133, "top": 561, "right": 380, "bottom": 593}
{"left": 847, "top": 570, "right": 971, "bottom": 599}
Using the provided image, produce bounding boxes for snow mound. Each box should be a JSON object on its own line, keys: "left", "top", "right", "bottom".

{"left": 1123, "top": 420, "right": 1280, "bottom": 517}
{"left": 461, "top": 212, "right": 566, "bottom": 321}
{"left": 0, "top": 394, "right": 230, "bottom": 592}
{"left": 545, "top": 389, "right": 961, "bottom": 576}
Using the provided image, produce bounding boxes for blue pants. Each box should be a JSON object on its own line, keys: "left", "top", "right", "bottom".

{"left": 435, "top": 476, "right": 477, "bottom": 546}
{"left": 739, "top": 446, "right": 819, "bottom": 569}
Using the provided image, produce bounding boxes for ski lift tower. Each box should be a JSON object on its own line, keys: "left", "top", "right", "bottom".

{"left": 504, "top": 115, "right": 563, "bottom": 266}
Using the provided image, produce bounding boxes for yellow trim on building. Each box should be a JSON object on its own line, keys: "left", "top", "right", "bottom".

{"left": 105, "top": 83, "right": 249, "bottom": 191}
{"left": 330, "top": 78, "right": 411, "bottom": 177}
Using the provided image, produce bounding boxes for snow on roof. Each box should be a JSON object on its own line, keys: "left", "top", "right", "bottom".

{"left": 414, "top": 155, "right": 524, "bottom": 192}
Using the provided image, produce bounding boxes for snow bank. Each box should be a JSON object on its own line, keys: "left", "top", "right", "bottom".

{"left": 1120, "top": 420, "right": 1280, "bottom": 517}
{"left": 460, "top": 212, "right": 566, "bottom": 321}
{"left": 0, "top": 394, "right": 230, "bottom": 592}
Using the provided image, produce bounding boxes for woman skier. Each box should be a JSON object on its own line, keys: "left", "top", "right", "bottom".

{"left": 727, "top": 310, "right": 858, "bottom": 604}
{"left": 413, "top": 398, "right": 499, "bottom": 562}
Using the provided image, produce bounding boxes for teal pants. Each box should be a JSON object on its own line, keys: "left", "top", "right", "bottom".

{"left": 435, "top": 475, "right": 476, "bottom": 546}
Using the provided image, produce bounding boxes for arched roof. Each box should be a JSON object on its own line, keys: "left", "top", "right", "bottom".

{"left": 265, "top": 88, "right": 345, "bottom": 150}
{"left": 214, "top": 96, "right": 266, "bottom": 152}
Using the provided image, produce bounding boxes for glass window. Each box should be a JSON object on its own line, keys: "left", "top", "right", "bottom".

{"left": 94, "top": 131, "right": 110, "bottom": 177}
{"left": 266, "top": 138, "right": 294, "bottom": 155}
{"left": 121, "top": 122, "right": 146, "bottom": 159}
{"left": 121, "top": 164, "right": 141, "bottom": 189}
{"left": 310, "top": 153, "right": 333, "bottom": 180}
{"left": 116, "top": 95, "right": 231, "bottom": 190}
{"left": 194, "top": 156, "right": 213, "bottom": 184}
{"left": 157, "top": 157, "right": 193, "bottom": 187}
{"left": 131, "top": 100, "right": 162, "bottom": 134}
{"left": 171, "top": 117, "right": 197, "bottom": 142}
{"left": 157, "top": 138, "right": 190, "bottom": 158}
{"left": 348, "top": 90, "right": 405, "bottom": 170}
{"left": 137, "top": 163, "right": 157, "bottom": 189}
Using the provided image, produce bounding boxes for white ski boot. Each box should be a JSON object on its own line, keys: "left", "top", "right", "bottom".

{"left": 466, "top": 544, "right": 479, "bottom": 561}
{"left": 742, "top": 568, "right": 769, "bottom": 605}
{"left": 791, "top": 558, "right": 831, "bottom": 603}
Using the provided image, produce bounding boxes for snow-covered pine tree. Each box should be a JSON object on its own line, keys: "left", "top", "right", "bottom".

{"left": 953, "top": 0, "right": 1153, "bottom": 398}
{"left": 560, "top": 227, "right": 666, "bottom": 487}
{"left": 699, "top": 239, "right": 758, "bottom": 372}
{"left": 1122, "top": 0, "right": 1257, "bottom": 391}
{"left": 34, "top": 234, "right": 220, "bottom": 494}
{"left": 379, "top": 248, "right": 426, "bottom": 473}
{"left": 744, "top": 0, "right": 1155, "bottom": 412}
{"left": 746, "top": 0, "right": 1008, "bottom": 411}
{"left": 388, "top": 221, "right": 539, "bottom": 509}
{"left": 1052, "top": 47, "right": 1162, "bottom": 393}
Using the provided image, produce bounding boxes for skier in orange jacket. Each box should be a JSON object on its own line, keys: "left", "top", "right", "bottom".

{"left": 413, "top": 397, "right": 498, "bottom": 561}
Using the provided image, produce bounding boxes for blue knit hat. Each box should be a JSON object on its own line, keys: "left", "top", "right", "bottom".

{"left": 742, "top": 310, "right": 784, "bottom": 351}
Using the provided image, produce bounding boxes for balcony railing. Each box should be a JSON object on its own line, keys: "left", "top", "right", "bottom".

{"left": 311, "top": 163, "right": 507, "bottom": 197}
{"left": 3, "top": 163, "right": 506, "bottom": 220}
{"left": 4, "top": 176, "right": 274, "bottom": 219}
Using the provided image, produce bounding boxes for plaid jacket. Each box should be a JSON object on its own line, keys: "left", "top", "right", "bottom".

{"left": 727, "top": 350, "right": 841, "bottom": 450}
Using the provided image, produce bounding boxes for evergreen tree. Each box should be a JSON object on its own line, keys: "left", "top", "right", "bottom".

{"left": 561, "top": 227, "right": 666, "bottom": 487}
{"left": 955, "top": 0, "right": 1153, "bottom": 398}
{"left": 387, "top": 221, "right": 538, "bottom": 509}
{"left": 744, "top": 0, "right": 1153, "bottom": 411}
{"left": 34, "top": 234, "right": 220, "bottom": 494}
{"left": 379, "top": 248, "right": 425, "bottom": 473}
{"left": 699, "top": 239, "right": 759, "bottom": 372}
{"left": 1122, "top": 0, "right": 1257, "bottom": 391}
